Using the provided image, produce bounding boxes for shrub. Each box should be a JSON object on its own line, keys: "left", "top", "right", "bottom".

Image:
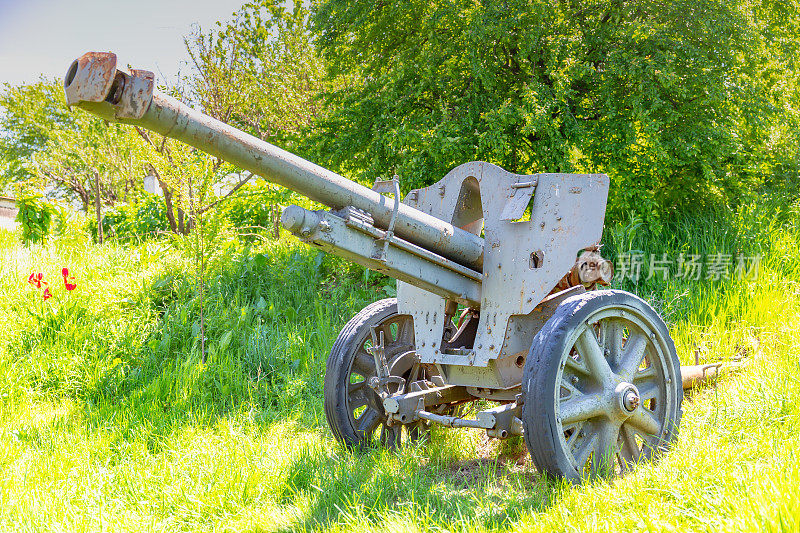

{"left": 89, "top": 196, "right": 171, "bottom": 242}
{"left": 15, "top": 196, "right": 56, "bottom": 246}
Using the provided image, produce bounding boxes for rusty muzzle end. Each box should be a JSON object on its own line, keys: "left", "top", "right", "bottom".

{"left": 64, "top": 52, "right": 155, "bottom": 121}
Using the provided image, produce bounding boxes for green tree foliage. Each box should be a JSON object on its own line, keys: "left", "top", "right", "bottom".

{"left": 311, "top": 0, "right": 800, "bottom": 221}
{"left": 0, "top": 82, "right": 73, "bottom": 189}
{"left": 0, "top": 82, "right": 240, "bottom": 237}
{"left": 15, "top": 196, "right": 56, "bottom": 245}
{"left": 0, "top": 81, "right": 150, "bottom": 209}
{"left": 186, "top": 0, "right": 332, "bottom": 151}
{"left": 88, "top": 195, "right": 172, "bottom": 243}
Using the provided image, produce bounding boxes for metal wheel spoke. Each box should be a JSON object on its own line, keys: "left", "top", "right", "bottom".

{"left": 634, "top": 365, "right": 657, "bottom": 380}
{"left": 396, "top": 317, "right": 415, "bottom": 344}
{"left": 348, "top": 380, "right": 365, "bottom": 394}
{"left": 564, "top": 354, "right": 590, "bottom": 376}
{"left": 565, "top": 422, "right": 584, "bottom": 449}
{"left": 575, "top": 328, "right": 613, "bottom": 385}
{"left": 619, "top": 424, "right": 641, "bottom": 465}
{"left": 603, "top": 319, "right": 624, "bottom": 367}
{"left": 593, "top": 421, "right": 620, "bottom": 469}
{"left": 560, "top": 394, "right": 606, "bottom": 425}
{"left": 356, "top": 409, "right": 381, "bottom": 434}
{"left": 572, "top": 432, "right": 597, "bottom": 468}
{"left": 377, "top": 324, "right": 394, "bottom": 343}
{"left": 348, "top": 389, "right": 368, "bottom": 410}
{"left": 627, "top": 408, "right": 662, "bottom": 436}
{"left": 352, "top": 351, "right": 375, "bottom": 376}
{"left": 618, "top": 332, "right": 648, "bottom": 380}
{"left": 560, "top": 379, "right": 581, "bottom": 398}
{"left": 636, "top": 379, "right": 661, "bottom": 401}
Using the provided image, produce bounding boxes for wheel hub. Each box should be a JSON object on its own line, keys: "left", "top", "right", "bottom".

{"left": 614, "top": 382, "right": 640, "bottom": 416}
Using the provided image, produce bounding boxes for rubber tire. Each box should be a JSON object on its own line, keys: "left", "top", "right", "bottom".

{"left": 521, "top": 289, "right": 683, "bottom": 482}
{"left": 324, "top": 298, "right": 402, "bottom": 448}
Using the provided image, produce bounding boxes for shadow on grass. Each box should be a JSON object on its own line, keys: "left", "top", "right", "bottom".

{"left": 272, "top": 436, "right": 565, "bottom": 532}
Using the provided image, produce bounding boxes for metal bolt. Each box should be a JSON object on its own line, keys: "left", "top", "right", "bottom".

{"left": 623, "top": 389, "right": 640, "bottom": 412}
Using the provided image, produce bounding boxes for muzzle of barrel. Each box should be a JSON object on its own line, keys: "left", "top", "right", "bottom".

{"left": 64, "top": 52, "right": 155, "bottom": 121}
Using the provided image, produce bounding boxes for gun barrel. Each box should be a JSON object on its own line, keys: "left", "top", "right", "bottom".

{"left": 64, "top": 52, "right": 484, "bottom": 269}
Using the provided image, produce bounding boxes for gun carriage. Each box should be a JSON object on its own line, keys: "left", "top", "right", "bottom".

{"left": 64, "top": 52, "right": 684, "bottom": 481}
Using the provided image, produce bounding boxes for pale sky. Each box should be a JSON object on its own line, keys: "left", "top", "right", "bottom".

{"left": 0, "top": 0, "right": 246, "bottom": 87}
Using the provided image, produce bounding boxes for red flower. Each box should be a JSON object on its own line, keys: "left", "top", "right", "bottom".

{"left": 42, "top": 287, "right": 52, "bottom": 300}
{"left": 62, "top": 267, "right": 77, "bottom": 291}
{"left": 27, "top": 272, "right": 47, "bottom": 289}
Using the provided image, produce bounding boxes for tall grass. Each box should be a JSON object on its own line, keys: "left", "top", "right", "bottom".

{"left": 0, "top": 196, "right": 798, "bottom": 531}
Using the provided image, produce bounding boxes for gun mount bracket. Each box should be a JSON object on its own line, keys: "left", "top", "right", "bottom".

{"left": 371, "top": 175, "right": 401, "bottom": 262}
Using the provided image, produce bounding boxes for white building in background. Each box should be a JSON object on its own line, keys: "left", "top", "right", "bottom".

{"left": 0, "top": 196, "right": 17, "bottom": 230}
{"left": 143, "top": 174, "right": 163, "bottom": 196}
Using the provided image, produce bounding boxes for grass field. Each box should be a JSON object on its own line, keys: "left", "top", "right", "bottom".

{"left": 0, "top": 198, "right": 798, "bottom": 532}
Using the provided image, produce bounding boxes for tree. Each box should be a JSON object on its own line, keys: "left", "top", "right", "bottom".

{"left": 182, "top": 0, "right": 343, "bottom": 233}
{"left": 0, "top": 81, "right": 235, "bottom": 236}
{"left": 0, "top": 81, "right": 150, "bottom": 210}
{"left": 310, "top": 0, "right": 800, "bottom": 221}
{"left": 0, "top": 81, "right": 75, "bottom": 191}
{"left": 185, "top": 0, "right": 331, "bottom": 152}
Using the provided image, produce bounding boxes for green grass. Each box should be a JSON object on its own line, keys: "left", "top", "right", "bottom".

{"left": 0, "top": 198, "right": 799, "bottom": 531}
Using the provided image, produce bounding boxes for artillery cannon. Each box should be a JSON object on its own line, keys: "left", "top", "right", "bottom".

{"left": 64, "top": 52, "right": 684, "bottom": 482}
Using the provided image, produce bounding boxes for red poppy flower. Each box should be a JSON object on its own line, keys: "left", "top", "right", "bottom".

{"left": 62, "top": 267, "right": 77, "bottom": 291}
{"left": 42, "top": 287, "right": 52, "bottom": 300}
{"left": 27, "top": 272, "right": 46, "bottom": 289}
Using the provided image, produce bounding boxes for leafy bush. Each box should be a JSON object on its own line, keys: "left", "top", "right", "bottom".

{"left": 15, "top": 196, "right": 56, "bottom": 245}
{"left": 89, "top": 196, "right": 171, "bottom": 242}
{"left": 218, "top": 182, "right": 300, "bottom": 231}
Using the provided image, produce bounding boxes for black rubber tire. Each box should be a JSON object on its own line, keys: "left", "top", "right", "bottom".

{"left": 521, "top": 289, "right": 683, "bottom": 482}
{"left": 324, "top": 298, "right": 416, "bottom": 448}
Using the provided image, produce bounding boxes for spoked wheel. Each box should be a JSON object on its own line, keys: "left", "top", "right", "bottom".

{"left": 324, "top": 298, "right": 427, "bottom": 449}
{"left": 522, "top": 290, "right": 682, "bottom": 482}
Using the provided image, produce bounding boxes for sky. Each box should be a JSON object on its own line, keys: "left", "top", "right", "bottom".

{"left": 0, "top": 0, "right": 246, "bottom": 87}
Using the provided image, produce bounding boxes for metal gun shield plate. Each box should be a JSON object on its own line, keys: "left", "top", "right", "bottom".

{"left": 399, "top": 162, "right": 609, "bottom": 386}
